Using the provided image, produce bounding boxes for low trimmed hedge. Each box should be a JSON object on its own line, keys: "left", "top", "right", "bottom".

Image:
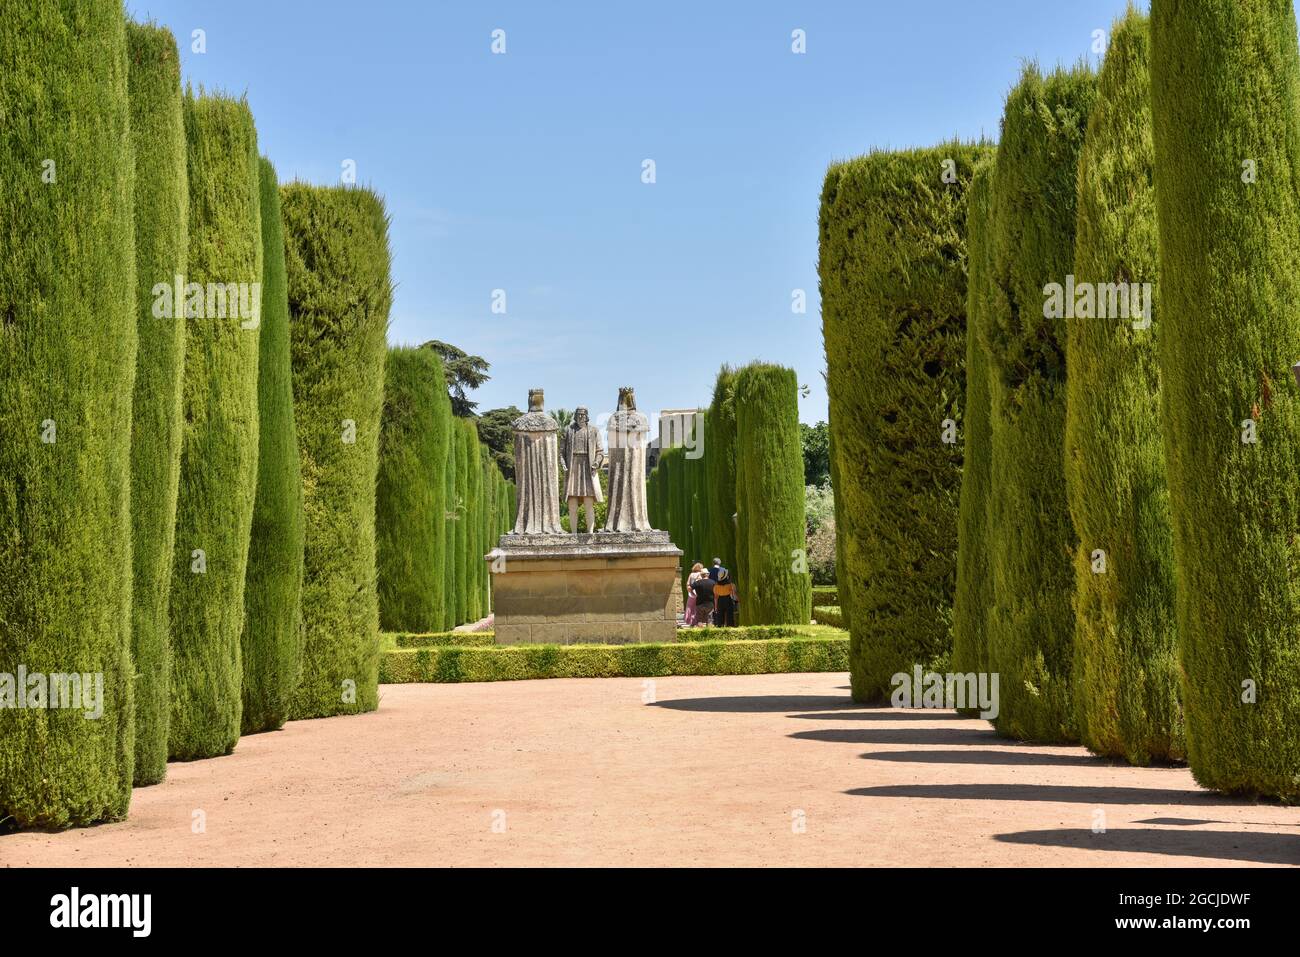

{"left": 384, "top": 631, "right": 496, "bottom": 649}
{"left": 813, "top": 605, "right": 844, "bottom": 628}
{"left": 812, "top": 586, "right": 838, "bottom": 607}
{"left": 380, "top": 631, "right": 849, "bottom": 683}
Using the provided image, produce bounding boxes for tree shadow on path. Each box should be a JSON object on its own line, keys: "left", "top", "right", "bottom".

{"left": 652, "top": 694, "right": 859, "bottom": 714}
{"left": 993, "top": 827, "right": 1300, "bottom": 866}
{"left": 847, "top": 782, "right": 1254, "bottom": 807}
{"left": 791, "top": 726, "right": 1004, "bottom": 746}
{"left": 860, "top": 748, "right": 1114, "bottom": 767}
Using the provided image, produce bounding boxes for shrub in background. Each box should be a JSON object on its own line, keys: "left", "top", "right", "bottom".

{"left": 168, "top": 91, "right": 262, "bottom": 759}
{"left": 0, "top": 0, "right": 137, "bottom": 827}
{"left": 818, "top": 143, "right": 989, "bottom": 701}
{"left": 734, "top": 363, "right": 810, "bottom": 625}
{"left": 282, "top": 183, "right": 391, "bottom": 719}
{"left": 377, "top": 346, "right": 450, "bottom": 632}
{"left": 1150, "top": 0, "right": 1300, "bottom": 797}
{"left": 452, "top": 417, "right": 470, "bottom": 625}
{"left": 706, "top": 367, "right": 739, "bottom": 571}
{"left": 125, "top": 19, "right": 187, "bottom": 784}
{"left": 982, "top": 64, "right": 1096, "bottom": 742}
{"left": 442, "top": 412, "right": 458, "bottom": 630}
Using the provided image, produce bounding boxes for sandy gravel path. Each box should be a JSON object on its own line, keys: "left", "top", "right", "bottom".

{"left": 3, "top": 672, "right": 1296, "bottom": 867}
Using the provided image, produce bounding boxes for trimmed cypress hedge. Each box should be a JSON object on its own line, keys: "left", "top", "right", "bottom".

{"left": 826, "top": 423, "right": 851, "bottom": 630}
{"left": 811, "top": 585, "right": 838, "bottom": 607}
{"left": 0, "top": 0, "right": 137, "bottom": 828}
{"left": 240, "top": 157, "right": 305, "bottom": 735}
{"left": 819, "top": 143, "right": 989, "bottom": 702}
{"left": 168, "top": 91, "right": 263, "bottom": 760}
{"left": 452, "top": 417, "right": 470, "bottom": 625}
{"left": 952, "top": 160, "right": 996, "bottom": 681}
{"left": 282, "top": 184, "right": 392, "bottom": 720}
{"left": 1150, "top": 0, "right": 1300, "bottom": 797}
{"left": 1066, "top": 10, "right": 1182, "bottom": 765}
{"left": 442, "top": 405, "right": 457, "bottom": 630}
{"left": 705, "top": 368, "right": 738, "bottom": 572}
{"left": 734, "top": 363, "right": 811, "bottom": 625}
{"left": 983, "top": 64, "right": 1095, "bottom": 743}
{"left": 814, "top": 606, "right": 845, "bottom": 628}
{"left": 461, "top": 419, "right": 482, "bottom": 622}
{"left": 380, "top": 634, "right": 849, "bottom": 683}
{"left": 377, "top": 346, "right": 451, "bottom": 632}
{"left": 125, "top": 20, "right": 187, "bottom": 785}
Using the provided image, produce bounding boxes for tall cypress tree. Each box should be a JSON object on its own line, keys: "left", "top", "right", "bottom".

{"left": 0, "top": 0, "right": 137, "bottom": 827}
{"left": 1150, "top": 0, "right": 1300, "bottom": 797}
{"left": 377, "top": 346, "right": 450, "bottom": 632}
{"left": 168, "top": 91, "right": 262, "bottom": 760}
{"left": 983, "top": 64, "right": 1095, "bottom": 743}
{"left": 282, "top": 184, "right": 391, "bottom": 719}
{"left": 241, "top": 157, "right": 305, "bottom": 735}
{"left": 1067, "top": 10, "right": 1181, "bottom": 764}
{"left": 734, "top": 363, "right": 810, "bottom": 625}
{"left": 125, "top": 19, "right": 187, "bottom": 784}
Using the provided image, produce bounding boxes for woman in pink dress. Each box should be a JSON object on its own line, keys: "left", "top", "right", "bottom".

{"left": 683, "top": 562, "right": 706, "bottom": 626}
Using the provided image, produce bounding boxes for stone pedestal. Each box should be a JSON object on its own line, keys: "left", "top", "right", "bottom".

{"left": 487, "top": 530, "right": 683, "bottom": 645}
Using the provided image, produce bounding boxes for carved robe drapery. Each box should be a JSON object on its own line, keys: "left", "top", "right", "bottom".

{"left": 605, "top": 407, "right": 651, "bottom": 532}
{"left": 512, "top": 409, "right": 562, "bottom": 534}
{"left": 561, "top": 423, "right": 604, "bottom": 502}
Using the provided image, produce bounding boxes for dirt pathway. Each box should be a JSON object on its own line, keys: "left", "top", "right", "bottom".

{"left": 3, "top": 672, "right": 1296, "bottom": 866}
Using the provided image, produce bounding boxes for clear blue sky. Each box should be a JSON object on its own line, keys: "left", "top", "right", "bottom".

{"left": 135, "top": 0, "right": 1157, "bottom": 423}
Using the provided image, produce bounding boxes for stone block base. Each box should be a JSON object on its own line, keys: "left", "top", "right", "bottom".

{"left": 488, "top": 530, "right": 682, "bottom": 645}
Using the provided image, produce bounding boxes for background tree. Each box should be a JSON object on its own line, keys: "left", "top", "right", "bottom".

{"left": 421, "top": 339, "right": 489, "bottom": 416}
{"left": 800, "top": 421, "right": 831, "bottom": 487}
{"left": 476, "top": 405, "right": 521, "bottom": 481}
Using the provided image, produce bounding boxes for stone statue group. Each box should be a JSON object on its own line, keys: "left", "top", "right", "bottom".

{"left": 511, "top": 386, "right": 652, "bottom": 535}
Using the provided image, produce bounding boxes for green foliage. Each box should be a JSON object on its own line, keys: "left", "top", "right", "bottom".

{"left": 452, "top": 418, "right": 470, "bottom": 625}
{"left": 1066, "top": 10, "right": 1182, "bottom": 765}
{"left": 818, "top": 144, "right": 989, "bottom": 701}
{"left": 734, "top": 363, "right": 811, "bottom": 625}
{"left": 380, "top": 632, "right": 849, "bottom": 683}
{"left": 241, "top": 157, "right": 305, "bottom": 735}
{"left": 462, "top": 419, "right": 483, "bottom": 621}
{"left": 812, "top": 585, "right": 839, "bottom": 606}
{"left": 800, "top": 421, "right": 831, "bottom": 487}
{"left": 706, "top": 367, "right": 739, "bottom": 571}
{"left": 387, "top": 631, "right": 496, "bottom": 649}
{"left": 421, "top": 340, "right": 489, "bottom": 417}
{"left": 1150, "top": 0, "right": 1300, "bottom": 797}
{"left": 168, "top": 91, "right": 262, "bottom": 760}
{"left": 442, "top": 418, "right": 458, "bottom": 630}
{"left": 814, "top": 606, "right": 845, "bottom": 628}
{"left": 476, "top": 406, "right": 521, "bottom": 481}
{"left": 125, "top": 20, "right": 187, "bottom": 785}
{"left": 282, "top": 183, "right": 392, "bottom": 719}
{"left": 0, "top": 0, "right": 137, "bottom": 827}
{"left": 953, "top": 160, "right": 996, "bottom": 683}
{"left": 377, "top": 347, "right": 451, "bottom": 633}
{"left": 983, "top": 65, "right": 1096, "bottom": 742}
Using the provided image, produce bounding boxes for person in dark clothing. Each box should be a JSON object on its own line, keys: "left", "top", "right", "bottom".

{"left": 713, "top": 568, "right": 737, "bottom": 627}
{"left": 708, "top": 558, "right": 722, "bottom": 581}
{"left": 690, "top": 574, "right": 715, "bottom": 626}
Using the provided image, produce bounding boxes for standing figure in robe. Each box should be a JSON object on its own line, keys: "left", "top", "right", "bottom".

{"left": 511, "top": 389, "right": 562, "bottom": 534}
{"left": 604, "top": 386, "right": 652, "bottom": 533}
{"left": 561, "top": 406, "right": 604, "bottom": 533}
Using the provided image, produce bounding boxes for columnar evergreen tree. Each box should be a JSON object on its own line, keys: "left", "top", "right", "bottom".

{"left": 168, "top": 91, "right": 263, "bottom": 760}
{"left": 1066, "top": 10, "right": 1182, "bottom": 764}
{"left": 1150, "top": 0, "right": 1300, "bottom": 797}
{"left": 734, "top": 363, "right": 811, "bottom": 625}
{"left": 952, "top": 160, "right": 996, "bottom": 681}
{"left": 463, "top": 420, "right": 483, "bottom": 621}
{"left": 452, "top": 418, "right": 470, "bottom": 625}
{"left": 706, "top": 367, "right": 739, "bottom": 571}
{"left": 983, "top": 64, "right": 1095, "bottom": 742}
{"left": 282, "top": 184, "right": 391, "bottom": 719}
{"left": 241, "top": 157, "right": 305, "bottom": 735}
{"left": 377, "top": 346, "right": 451, "bottom": 632}
{"left": 125, "top": 20, "right": 187, "bottom": 785}
{"left": 442, "top": 405, "right": 457, "bottom": 630}
{"left": 818, "top": 143, "right": 989, "bottom": 701}
{"left": 827, "top": 425, "right": 850, "bottom": 628}
{"left": 0, "top": 0, "right": 137, "bottom": 827}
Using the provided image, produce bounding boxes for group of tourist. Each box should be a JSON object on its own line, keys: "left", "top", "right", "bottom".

{"left": 683, "top": 558, "right": 738, "bottom": 627}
